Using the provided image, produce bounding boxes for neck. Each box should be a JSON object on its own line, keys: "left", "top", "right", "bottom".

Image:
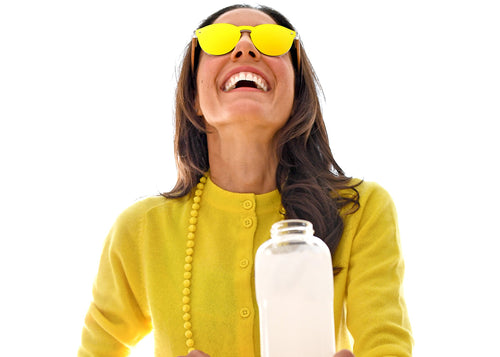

{"left": 206, "top": 127, "right": 279, "bottom": 194}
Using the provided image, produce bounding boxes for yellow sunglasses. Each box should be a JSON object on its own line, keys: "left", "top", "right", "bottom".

{"left": 191, "top": 23, "right": 300, "bottom": 69}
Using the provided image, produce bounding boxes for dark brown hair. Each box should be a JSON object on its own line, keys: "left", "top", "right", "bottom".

{"left": 164, "top": 4, "right": 361, "bottom": 257}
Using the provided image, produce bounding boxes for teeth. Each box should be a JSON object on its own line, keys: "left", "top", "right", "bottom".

{"left": 223, "top": 72, "right": 269, "bottom": 92}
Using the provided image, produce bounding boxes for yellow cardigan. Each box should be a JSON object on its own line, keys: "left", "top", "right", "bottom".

{"left": 78, "top": 177, "right": 413, "bottom": 357}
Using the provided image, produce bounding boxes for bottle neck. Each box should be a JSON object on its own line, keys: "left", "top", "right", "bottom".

{"left": 271, "top": 219, "right": 314, "bottom": 243}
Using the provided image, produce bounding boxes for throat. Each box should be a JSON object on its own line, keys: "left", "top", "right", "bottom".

{"left": 206, "top": 128, "right": 279, "bottom": 194}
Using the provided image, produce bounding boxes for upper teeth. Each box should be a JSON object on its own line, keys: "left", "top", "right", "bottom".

{"left": 223, "top": 72, "right": 269, "bottom": 92}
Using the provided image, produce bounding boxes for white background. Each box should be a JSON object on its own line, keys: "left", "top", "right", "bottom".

{"left": 1, "top": 0, "right": 499, "bottom": 356}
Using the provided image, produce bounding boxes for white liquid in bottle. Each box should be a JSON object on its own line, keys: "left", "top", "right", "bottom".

{"left": 255, "top": 219, "right": 335, "bottom": 357}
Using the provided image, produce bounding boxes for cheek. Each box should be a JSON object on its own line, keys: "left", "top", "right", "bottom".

{"left": 196, "top": 69, "right": 211, "bottom": 94}
{"left": 274, "top": 60, "right": 296, "bottom": 108}
{"left": 195, "top": 58, "right": 213, "bottom": 115}
{"left": 269, "top": 55, "right": 295, "bottom": 90}
{"left": 196, "top": 55, "right": 224, "bottom": 102}
{"left": 196, "top": 78, "right": 218, "bottom": 117}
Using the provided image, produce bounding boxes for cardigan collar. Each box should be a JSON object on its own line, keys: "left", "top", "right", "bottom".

{"left": 200, "top": 175, "right": 282, "bottom": 215}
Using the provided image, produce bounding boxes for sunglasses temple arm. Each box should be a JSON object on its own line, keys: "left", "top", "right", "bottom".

{"left": 295, "top": 39, "right": 301, "bottom": 71}
{"left": 191, "top": 37, "right": 197, "bottom": 70}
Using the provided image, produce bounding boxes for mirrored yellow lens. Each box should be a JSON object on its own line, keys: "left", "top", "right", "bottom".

{"left": 251, "top": 24, "right": 296, "bottom": 56}
{"left": 196, "top": 23, "right": 241, "bottom": 55}
{"left": 195, "top": 23, "right": 296, "bottom": 57}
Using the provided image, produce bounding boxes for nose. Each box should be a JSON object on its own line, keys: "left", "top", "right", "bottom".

{"left": 231, "top": 31, "right": 261, "bottom": 62}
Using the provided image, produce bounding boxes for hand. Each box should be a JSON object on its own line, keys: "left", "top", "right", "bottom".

{"left": 177, "top": 350, "right": 210, "bottom": 357}
{"left": 178, "top": 349, "right": 354, "bottom": 357}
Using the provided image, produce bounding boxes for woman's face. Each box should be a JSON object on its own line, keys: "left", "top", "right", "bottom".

{"left": 195, "top": 8, "right": 295, "bottom": 139}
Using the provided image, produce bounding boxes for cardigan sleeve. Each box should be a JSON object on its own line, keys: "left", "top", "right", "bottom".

{"left": 345, "top": 183, "right": 413, "bottom": 357}
{"left": 78, "top": 205, "right": 152, "bottom": 357}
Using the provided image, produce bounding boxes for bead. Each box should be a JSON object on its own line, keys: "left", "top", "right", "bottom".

{"left": 188, "top": 224, "right": 197, "bottom": 233}
{"left": 188, "top": 347, "right": 195, "bottom": 353}
{"left": 183, "top": 280, "right": 191, "bottom": 288}
{"left": 185, "top": 256, "right": 193, "bottom": 263}
{"left": 184, "top": 321, "right": 192, "bottom": 329}
{"left": 184, "top": 263, "right": 192, "bottom": 271}
{"left": 183, "top": 272, "right": 192, "bottom": 279}
{"left": 182, "top": 296, "right": 190, "bottom": 304}
{"left": 197, "top": 183, "right": 205, "bottom": 189}
{"left": 187, "top": 232, "right": 195, "bottom": 240}
{"left": 200, "top": 176, "right": 207, "bottom": 183}
{"left": 191, "top": 203, "right": 200, "bottom": 210}
{"left": 195, "top": 189, "right": 203, "bottom": 196}
{"left": 182, "top": 304, "right": 190, "bottom": 312}
{"left": 185, "top": 330, "right": 193, "bottom": 338}
{"left": 183, "top": 313, "right": 191, "bottom": 321}
{"left": 186, "top": 339, "right": 194, "bottom": 347}
{"left": 186, "top": 240, "right": 195, "bottom": 248}
{"left": 189, "top": 217, "right": 197, "bottom": 225}
{"left": 183, "top": 288, "right": 191, "bottom": 296}
{"left": 186, "top": 248, "right": 194, "bottom": 256}
{"left": 193, "top": 196, "right": 201, "bottom": 203}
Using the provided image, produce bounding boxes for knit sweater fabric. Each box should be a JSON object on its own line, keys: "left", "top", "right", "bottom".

{"left": 78, "top": 177, "right": 413, "bottom": 357}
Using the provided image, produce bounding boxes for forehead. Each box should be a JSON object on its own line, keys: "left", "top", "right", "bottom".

{"left": 214, "top": 8, "right": 277, "bottom": 26}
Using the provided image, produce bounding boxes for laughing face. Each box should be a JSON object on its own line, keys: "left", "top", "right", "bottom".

{"left": 195, "top": 8, "right": 295, "bottom": 141}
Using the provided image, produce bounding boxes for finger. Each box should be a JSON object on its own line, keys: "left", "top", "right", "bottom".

{"left": 185, "top": 350, "right": 211, "bottom": 357}
{"left": 334, "top": 349, "right": 355, "bottom": 357}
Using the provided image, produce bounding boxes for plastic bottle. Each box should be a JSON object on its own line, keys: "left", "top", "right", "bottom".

{"left": 255, "top": 219, "right": 335, "bottom": 357}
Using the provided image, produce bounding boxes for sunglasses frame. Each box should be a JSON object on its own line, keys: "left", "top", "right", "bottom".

{"left": 190, "top": 24, "right": 301, "bottom": 71}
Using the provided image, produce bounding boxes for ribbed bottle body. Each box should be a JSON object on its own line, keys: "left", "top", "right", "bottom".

{"left": 255, "top": 220, "right": 335, "bottom": 357}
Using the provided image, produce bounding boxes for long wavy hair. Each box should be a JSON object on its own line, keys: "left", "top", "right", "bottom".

{"left": 163, "top": 4, "right": 361, "bottom": 258}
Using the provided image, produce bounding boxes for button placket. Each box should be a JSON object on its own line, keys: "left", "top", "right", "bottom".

{"left": 235, "top": 196, "right": 256, "bottom": 339}
{"left": 241, "top": 198, "right": 255, "bottom": 229}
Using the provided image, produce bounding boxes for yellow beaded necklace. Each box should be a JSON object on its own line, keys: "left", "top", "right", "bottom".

{"left": 180, "top": 174, "right": 285, "bottom": 353}
{"left": 181, "top": 175, "right": 207, "bottom": 353}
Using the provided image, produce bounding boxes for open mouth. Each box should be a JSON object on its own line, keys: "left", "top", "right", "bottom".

{"left": 223, "top": 72, "right": 269, "bottom": 92}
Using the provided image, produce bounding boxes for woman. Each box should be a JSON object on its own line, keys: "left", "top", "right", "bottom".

{"left": 78, "top": 4, "right": 413, "bottom": 357}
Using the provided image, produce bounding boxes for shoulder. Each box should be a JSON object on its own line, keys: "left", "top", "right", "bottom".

{"left": 340, "top": 179, "right": 395, "bottom": 213}
{"left": 357, "top": 180, "right": 394, "bottom": 207}
{"left": 117, "top": 194, "right": 189, "bottom": 222}
{"left": 339, "top": 179, "right": 398, "bottom": 236}
{"left": 333, "top": 179, "right": 401, "bottom": 265}
{"left": 108, "top": 194, "right": 190, "bottom": 243}
{"left": 117, "top": 195, "right": 167, "bottom": 221}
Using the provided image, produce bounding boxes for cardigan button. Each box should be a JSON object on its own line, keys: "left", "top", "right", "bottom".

{"left": 239, "top": 259, "right": 249, "bottom": 268}
{"left": 242, "top": 217, "right": 253, "bottom": 228}
{"left": 242, "top": 200, "right": 254, "bottom": 210}
{"left": 240, "top": 307, "right": 251, "bottom": 318}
